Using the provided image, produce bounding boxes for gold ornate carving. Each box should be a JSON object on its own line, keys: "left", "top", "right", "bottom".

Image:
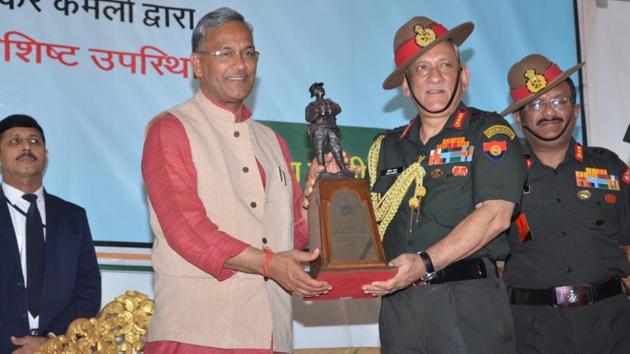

{"left": 36, "top": 290, "right": 154, "bottom": 354}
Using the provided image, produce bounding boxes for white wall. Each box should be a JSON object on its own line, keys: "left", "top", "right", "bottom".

{"left": 578, "top": 0, "right": 630, "bottom": 163}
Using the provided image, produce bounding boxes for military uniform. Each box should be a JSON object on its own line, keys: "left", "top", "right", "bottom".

{"left": 503, "top": 140, "right": 630, "bottom": 354}
{"left": 369, "top": 104, "right": 526, "bottom": 354}
{"left": 305, "top": 92, "right": 345, "bottom": 172}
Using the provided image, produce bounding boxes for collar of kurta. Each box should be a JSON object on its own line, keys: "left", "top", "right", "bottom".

{"left": 199, "top": 90, "right": 252, "bottom": 123}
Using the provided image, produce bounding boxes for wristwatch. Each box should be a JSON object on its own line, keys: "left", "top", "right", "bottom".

{"left": 417, "top": 251, "right": 437, "bottom": 282}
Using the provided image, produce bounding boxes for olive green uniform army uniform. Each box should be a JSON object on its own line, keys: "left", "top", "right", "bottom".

{"left": 504, "top": 140, "right": 630, "bottom": 354}
{"left": 369, "top": 104, "right": 526, "bottom": 354}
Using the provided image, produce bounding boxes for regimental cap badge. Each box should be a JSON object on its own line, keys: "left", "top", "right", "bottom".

{"left": 414, "top": 25, "right": 436, "bottom": 47}
{"left": 524, "top": 69, "right": 547, "bottom": 94}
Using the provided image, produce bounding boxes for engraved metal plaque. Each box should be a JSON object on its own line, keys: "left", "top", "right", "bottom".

{"left": 328, "top": 188, "right": 377, "bottom": 261}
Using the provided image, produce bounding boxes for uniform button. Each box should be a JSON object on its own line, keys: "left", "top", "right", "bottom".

{"left": 242, "top": 166, "right": 249, "bottom": 173}
{"left": 250, "top": 201, "right": 257, "bottom": 208}
{"left": 565, "top": 267, "right": 572, "bottom": 273}
{"left": 560, "top": 231, "right": 567, "bottom": 237}
{"left": 17, "top": 281, "right": 23, "bottom": 287}
{"left": 262, "top": 237, "right": 268, "bottom": 244}
{"left": 596, "top": 220, "right": 604, "bottom": 226}
{"left": 555, "top": 198, "right": 562, "bottom": 204}
{"left": 21, "top": 313, "right": 27, "bottom": 318}
{"left": 234, "top": 131, "right": 240, "bottom": 137}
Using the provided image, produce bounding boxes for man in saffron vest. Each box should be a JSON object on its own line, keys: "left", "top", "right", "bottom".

{"left": 141, "top": 7, "right": 330, "bottom": 353}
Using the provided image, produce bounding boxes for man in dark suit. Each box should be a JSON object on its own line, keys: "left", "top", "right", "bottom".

{"left": 0, "top": 114, "right": 101, "bottom": 353}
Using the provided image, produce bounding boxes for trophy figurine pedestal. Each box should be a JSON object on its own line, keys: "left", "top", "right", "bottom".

{"left": 307, "top": 178, "right": 395, "bottom": 301}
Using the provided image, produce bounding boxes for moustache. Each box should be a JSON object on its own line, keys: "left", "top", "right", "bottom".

{"left": 536, "top": 117, "right": 564, "bottom": 126}
{"left": 16, "top": 152, "right": 37, "bottom": 161}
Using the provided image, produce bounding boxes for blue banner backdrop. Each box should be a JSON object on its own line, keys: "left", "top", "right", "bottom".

{"left": 0, "top": 0, "right": 580, "bottom": 243}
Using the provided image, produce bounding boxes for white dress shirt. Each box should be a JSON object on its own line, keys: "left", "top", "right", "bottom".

{"left": 2, "top": 183, "right": 46, "bottom": 330}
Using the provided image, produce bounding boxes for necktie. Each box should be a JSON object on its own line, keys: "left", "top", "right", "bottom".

{"left": 22, "top": 193, "right": 45, "bottom": 318}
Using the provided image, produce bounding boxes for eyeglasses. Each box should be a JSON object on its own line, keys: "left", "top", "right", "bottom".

{"left": 196, "top": 48, "right": 260, "bottom": 62}
{"left": 524, "top": 97, "right": 573, "bottom": 112}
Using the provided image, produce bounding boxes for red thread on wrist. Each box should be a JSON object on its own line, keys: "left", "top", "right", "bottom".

{"left": 262, "top": 246, "right": 273, "bottom": 279}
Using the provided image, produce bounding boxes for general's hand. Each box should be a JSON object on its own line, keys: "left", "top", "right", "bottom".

{"left": 362, "top": 253, "right": 426, "bottom": 296}
{"left": 11, "top": 335, "right": 47, "bottom": 354}
{"left": 268, "top": 248, "right": 331, "bottom": 297}
{"left": 302, "top": 156, "right": 326, "bottom": 209}
{"left": 302, "top": 151, "right": 361, "bottom": 208}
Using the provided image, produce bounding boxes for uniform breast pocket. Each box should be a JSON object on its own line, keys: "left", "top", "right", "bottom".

{"left": 426, "top": 176, "right": 472, "bottom": 228}
{"left": 575, "top": 193, "right": 620, "bottom": 235}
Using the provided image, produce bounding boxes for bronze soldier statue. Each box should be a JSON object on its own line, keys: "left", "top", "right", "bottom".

{"left": 305, "top": 82, "right": 352, "bottom": 178}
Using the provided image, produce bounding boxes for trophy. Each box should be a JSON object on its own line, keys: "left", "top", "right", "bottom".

{"left": 306, "top": 83, "right": 395, "bottom": 300}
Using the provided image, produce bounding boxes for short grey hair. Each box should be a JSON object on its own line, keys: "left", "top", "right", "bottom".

{"left": 191, "top": 7, "right": 253, "bottom": 52}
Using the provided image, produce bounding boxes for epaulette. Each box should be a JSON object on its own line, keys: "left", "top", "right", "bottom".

{"left": 473, "top": 109, "right": 502, "bottom": 121}
{"left": 384, "top": 123, "right": 408, "bottom": 136}
{"left": 380, "top": 120, "right": 414, "bottom": 141}
{"left": 468, "top": 108, "right": 503, "bottom": 128}
{"left": 468, "top": 107, "right": 517, "bottom": 141}
{"left": 586, "top": 146, "right": 621, "bottom": 163}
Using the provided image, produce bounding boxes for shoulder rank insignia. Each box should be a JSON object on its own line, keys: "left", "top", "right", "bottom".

{"left": 574, "top": 143, "right": 584, "bottom": 163}
{"left": 482, "top": 140, "right": 507, "bottom": 162}
{"left": 429, "top": 137, "right": 474, "bottom": 166}
{"left": 483, "top": 125, "right": 516, "bottom": 140}
{"left": 451, "top": 108, "right": 468, "bottom": 130}
{"left": 622, "top": 167, "right": 630, "bottom": 185}
{"left": 575, "top": 167, "right": 620, "bottom": 191}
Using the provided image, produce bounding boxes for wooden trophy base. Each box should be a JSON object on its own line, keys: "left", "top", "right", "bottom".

{"left": 307, "top": 177, "right": 395, "bottom": 300}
